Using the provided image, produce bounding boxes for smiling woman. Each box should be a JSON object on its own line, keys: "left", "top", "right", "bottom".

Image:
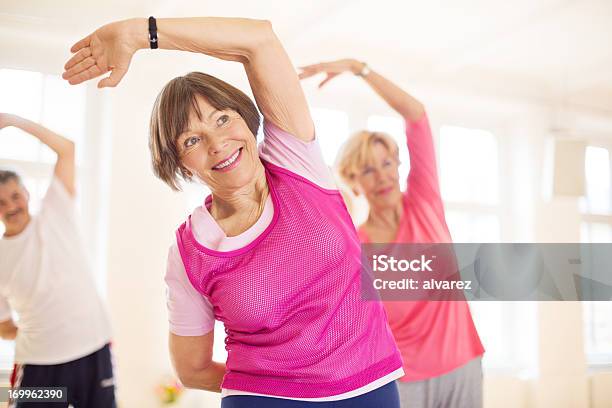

{"left": 149, "top": 72, "right": 261, "bottom": 192}
{"left": 62, "top": 16, "right": 404, "bottom": 408}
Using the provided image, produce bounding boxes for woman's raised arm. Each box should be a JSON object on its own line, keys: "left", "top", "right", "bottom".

{"left": 62, "top": 17, "right": 313, "bottom": 142}
{"left": 299, "top": 58, "right": 425, "bottom": 122}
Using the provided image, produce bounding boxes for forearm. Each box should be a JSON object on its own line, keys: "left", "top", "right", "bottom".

{"left": 354, "top": 66, "right": 437, "bottom": 197}
{"left": 128, "top": 17, "right": 273, "bottom": 63}
{"left": 352, "top": 62, "right": 425, "bottom": 122}
{"left": 149, "top": 17, "right": 311, "bottom": 141}
{"left": 9, "top": 115, "right": 75, "bottom": 158}
{"left": 178, "top": 362, "right": 225, "bottom": 392}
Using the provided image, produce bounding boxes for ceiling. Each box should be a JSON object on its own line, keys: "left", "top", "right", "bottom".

{"left": 1, "top": 0, "right": 611, "bottom": 112}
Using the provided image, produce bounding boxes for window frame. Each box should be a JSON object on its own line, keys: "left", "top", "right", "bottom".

{"left": 438, "top": 123, "right": 541, "bottom": 376}
{"left": 580, "top": 142, "right": 612, "bottom": 367}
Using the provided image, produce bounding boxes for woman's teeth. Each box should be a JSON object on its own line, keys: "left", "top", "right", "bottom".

{"left": 213, "top": 149, "right": 241, "bottom": 170}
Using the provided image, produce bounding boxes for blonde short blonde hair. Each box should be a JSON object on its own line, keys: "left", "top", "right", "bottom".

{"left": 335, "top": 130, "right": 399, "bottom": 189}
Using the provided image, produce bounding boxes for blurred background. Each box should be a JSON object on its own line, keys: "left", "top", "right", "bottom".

{"left": 1, "top": 0, "right": 611, "bottom": 407}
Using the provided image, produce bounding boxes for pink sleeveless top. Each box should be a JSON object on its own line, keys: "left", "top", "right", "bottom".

{"left": 176, "top": 160, "right": 402, "bottom": 398}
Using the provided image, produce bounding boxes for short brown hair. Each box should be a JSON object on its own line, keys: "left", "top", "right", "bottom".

{"left": 335, "top": 130, "right": 399, "bottom": 189}
{"left": 149, "top": 72, "right": 261, "bottom": 191}
{"left": 0, "top": 169, "right": 22, "bottom": 186}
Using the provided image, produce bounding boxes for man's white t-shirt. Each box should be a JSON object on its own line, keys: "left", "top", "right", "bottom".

{"left": 0, "top": 177, "right": 112, "bottom": 365}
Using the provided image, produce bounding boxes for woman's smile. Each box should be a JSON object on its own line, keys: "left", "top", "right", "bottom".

{"left": 212, "top": 147, "right": 243, "bottom": 172}
{"left": 376, "top": 186, "right": 394, "bottom": 196}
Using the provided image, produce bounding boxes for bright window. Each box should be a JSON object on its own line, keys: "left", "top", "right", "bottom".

{"left": 440, "top": 125, "right": 499, "bottom": 205}
{"left": 580, "top": 146, "right": 611, "bottom": 215}
{"left": 445, "top": 211, "right": 500, "bottom": 243}
{"left": 0, "top": 70, "right": 43, "bottom": 162}
{"left": 445, "top": 209, "right": 536, "bottom": 374}
{"left": 584, "top": 302, "right": 612, "bottom": 365}
{"left": 440, "top": 125, "right": 501, "bottom": 243}
{"left": 470, "top": 301, "right": 538, "bottom": 376}
{"left": 581, "top": 145, "right": 612, "bottom": 365}
{"left": 0, "top": 69, "right": 86, "bottom": 164}
{"left": 581, "top": 222, "right": 612, "bottom": 243}
{"left": 439, "top": 124, "right": 538, "bottom": 375}
{"left": 311, "top": 107, "right": 349, "bottom": 166}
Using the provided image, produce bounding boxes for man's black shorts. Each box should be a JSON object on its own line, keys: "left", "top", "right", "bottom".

{"left": 11, "top": 343, "right": 116, "bottom": 408}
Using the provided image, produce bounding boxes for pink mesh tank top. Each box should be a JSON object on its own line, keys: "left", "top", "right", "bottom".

{"left": 176, "top": 160, "right": 402, "bottom": 398}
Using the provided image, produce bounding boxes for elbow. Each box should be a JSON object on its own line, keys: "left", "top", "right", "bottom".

{"left": 66, "top": 140, "right": 76, "bottom": 155}
{"left": 255, "top": 19, "right": 274, "bottom": 41}
{"left": 172, "top": 355, "right": 216, "bottom": 391}
{"left": 176, "top": 369, "right": 196, "bottom": 389}
{"left": 175, "top": 366, "right": 215, "bottom": 391}
{"left": 246, "top": 19, "right": 277, "bottom": 55}
{"left": 405, "top": 102, "right": 426, "bottom": 123}
{"left": 61, "top": 140, "right": 76, "bottom": 159}
{"left": 416, "top": 102, "right": 426, "bottom": 118}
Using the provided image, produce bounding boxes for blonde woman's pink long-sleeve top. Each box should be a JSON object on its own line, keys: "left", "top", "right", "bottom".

{"left": 358, "top": 114, "right": 485, "bottom": 381}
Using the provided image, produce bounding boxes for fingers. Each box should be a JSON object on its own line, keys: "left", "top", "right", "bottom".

{"left": 299, "top": 64, "right": 319, "bottom": 71}
{"left": 299, "top": 61, "right": 349, "bottom": 81}
{"left": 97, "top": 65, "right": 129, "bottom": 88}
{"left": 64, "top": 47, "right": 92, "bottom": 71}
{"left": 62, "top": 55, "right": 96, "bottom": 80}
{"left": 298, "top": 63, "right": 341, "bottom": 88}
{"left": 298, "top": 70, "right": 317, "bottom": 80}
{"left": 299, "top": 64, "right": 322, "bottom": 74}
{"left": 318, "top": 73, "right": 339, "bottom": 88}
{"left": 70, "top": 35, "right": 92, "bottom": 53}
{"left": 298, "top": 65, "right": 326, "bottom": 81}
{"left": 62, "top": 59, "right": 104, "bottom": 85}
{"left": 66, "top": 64, "right": 105, "bottom": 85}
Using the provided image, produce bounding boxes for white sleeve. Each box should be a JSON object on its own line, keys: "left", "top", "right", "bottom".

{"left": 39, "top": 176, "right": 77, "bottom": 227}
{"left": 165, "top": 244, "right": 215, "bottom": 336}
{"left": 0, "top": 296, "right": 12, "bottom": 322}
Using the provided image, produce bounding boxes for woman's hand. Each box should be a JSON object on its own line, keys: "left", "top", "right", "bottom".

{"left": 301, "top": 58, "right": 425, "bottom": 122}
{"left": 62, "top": 19, "right": 147, "bottom": 88}
{"left": 298, "top": 59, "right": 364, "bottom": 88}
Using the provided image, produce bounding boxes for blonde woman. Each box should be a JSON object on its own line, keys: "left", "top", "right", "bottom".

{"left": 300, "top": 59, "right": 485, "bottom": 408}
